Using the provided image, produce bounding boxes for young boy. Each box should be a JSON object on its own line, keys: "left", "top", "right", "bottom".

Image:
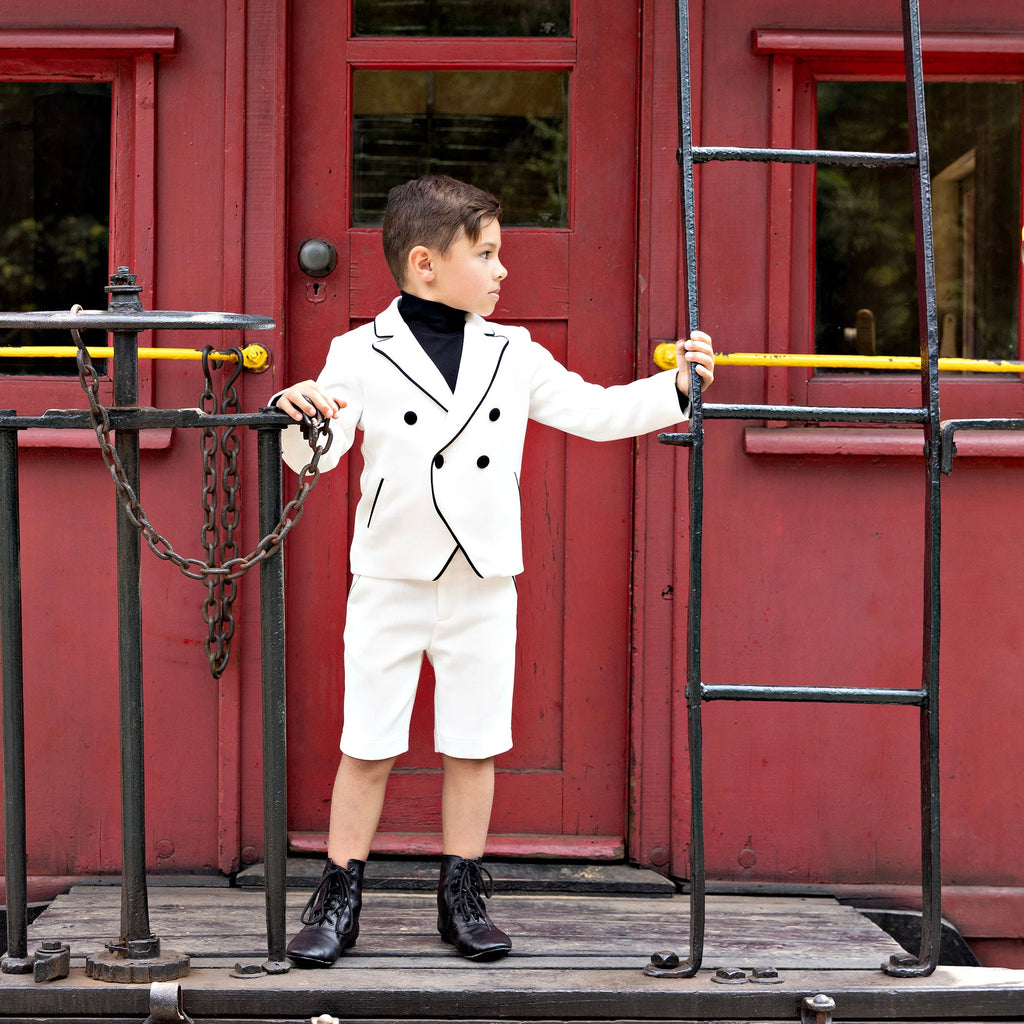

{"left": 273, "top": 174, "right": 714, "bottom": 967}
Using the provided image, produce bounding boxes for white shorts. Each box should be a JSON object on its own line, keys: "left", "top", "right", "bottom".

{"left": 340, "top": 553, "right": 518, "bottom": 760}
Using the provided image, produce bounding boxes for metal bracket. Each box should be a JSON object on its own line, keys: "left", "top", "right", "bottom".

{"left": 143, "top": 981, "right": 195, "bottom": 1024}
{"left": 85, "top": 939, "right": 190, "bottom": 984}
{"left": 33, "top": 940, "right": 70, "bottom": 982}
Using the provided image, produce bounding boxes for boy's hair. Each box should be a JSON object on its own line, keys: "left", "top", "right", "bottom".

{"left": 382, "top": 175, "right": 503, "bottom": 287}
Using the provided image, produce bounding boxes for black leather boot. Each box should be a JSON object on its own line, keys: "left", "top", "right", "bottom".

{"left": 286, "top": 858, "right": 365, "bottom": 967}
{"left": 437, "top": 854, "right": 512, "bottom": 961}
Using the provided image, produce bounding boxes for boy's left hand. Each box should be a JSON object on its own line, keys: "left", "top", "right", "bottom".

{"left": 675, "top": 331, "right": 715, "bottom": 396}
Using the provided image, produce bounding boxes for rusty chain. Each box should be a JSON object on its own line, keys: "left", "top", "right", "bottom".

{"left": 70, "top": 309, "right": 332, "bottom": 598}
{"left": 200, "top": 346, "right": 243, "bottom": 677}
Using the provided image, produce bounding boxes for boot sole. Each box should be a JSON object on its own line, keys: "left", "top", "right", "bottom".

{"left": 439, "top": 931, "right": 512, "bottom": 962}
{"left": 286, "top": 953, "right": 337, "bottom": 969}
{"left": 286, "top": 932, "right": 358, "bottom": 968}
{"left": 462, "top": 944, "right": 512, "bottom": 962}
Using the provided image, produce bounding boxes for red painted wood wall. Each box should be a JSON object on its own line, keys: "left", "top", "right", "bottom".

{"left": 0, "top": 0, "right": 1022, "bottom": 969}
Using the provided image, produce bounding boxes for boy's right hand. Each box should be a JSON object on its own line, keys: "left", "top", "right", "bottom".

{"left": 274, "top": 380, "right": 345, "bottom": 422}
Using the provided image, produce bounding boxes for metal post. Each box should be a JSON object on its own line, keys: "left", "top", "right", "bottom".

{"left": 644, "top": 0, "right": 705, "bottom": 979}
{"left": 110, "top": 270, "right": 153, "bottom": 957}
{"left": 0, "top": 421, "right": 31, "bottom": 975}
{"left": 84, "top": 270, "right": 189, "bottom": 982}
{"left": 257, "top": 425, "right": 290, "bottom": 973}
{"left": 884, "top": 0, "right": 942, "bottom": 978}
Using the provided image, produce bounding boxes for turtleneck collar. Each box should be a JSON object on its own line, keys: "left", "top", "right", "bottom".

{"left": 399, "top": 291, "right": 467, "bottom": 336}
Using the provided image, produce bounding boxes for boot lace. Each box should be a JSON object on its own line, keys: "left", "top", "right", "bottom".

{"left": 300, "top": 863, "right": 353, "bottom": 927}
{"left": 449, "top": 859, "right": 495, "bottom": 922}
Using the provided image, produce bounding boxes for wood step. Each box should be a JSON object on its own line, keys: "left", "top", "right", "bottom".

{"left": 236, "top": 857, "right": 677, "bottom": 896}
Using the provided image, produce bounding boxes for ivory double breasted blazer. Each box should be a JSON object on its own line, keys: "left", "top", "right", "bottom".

{"left": 280, "top": 298, "right": 690, "bottom": 580}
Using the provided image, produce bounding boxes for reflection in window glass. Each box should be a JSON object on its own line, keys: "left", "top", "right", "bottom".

{"left": 816, "top": 82, "right": 1022, "bottom": 365}
{"left": 352, "top": 70, "right": 568, "bottom": 227}
{"left": 0, "top": 82, "right": 111, "bottom": 375}
{"left": 353, "top": 0, "right": 570, "bottom": 37}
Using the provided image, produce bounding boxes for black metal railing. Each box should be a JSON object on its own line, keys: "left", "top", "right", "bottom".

{"left": 0, "top": 269, "right": 311, "bottom": 982}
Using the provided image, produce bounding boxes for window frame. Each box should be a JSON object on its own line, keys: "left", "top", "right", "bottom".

{"left": 754, "top": 28, "right": 1024, "bottom": 429}
{"left": 342, "top": 32, "right": 577, "bottom": 321}
{"left": 0, "top": 28, "right": 177, "bottom": 423}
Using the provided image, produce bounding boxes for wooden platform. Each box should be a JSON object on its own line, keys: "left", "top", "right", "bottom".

{"left": 4, "top": 863, "right": 1024, "bottom": 1021}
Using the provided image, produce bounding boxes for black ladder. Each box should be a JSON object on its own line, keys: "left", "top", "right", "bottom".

{"left": 648, "top": 0, "right": 942, "bottom": 979}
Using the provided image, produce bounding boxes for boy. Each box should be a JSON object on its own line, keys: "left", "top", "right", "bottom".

{"left": 273, "top": 175, "right": 714, "bottom": 967}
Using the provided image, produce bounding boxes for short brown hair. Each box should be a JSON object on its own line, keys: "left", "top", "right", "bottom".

{"left": 382, "top": 175, "right": 503, "bottom": 287}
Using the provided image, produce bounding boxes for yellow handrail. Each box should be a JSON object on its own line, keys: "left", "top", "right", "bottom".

{"left": 653, "top": 343, "right": 1024, "bottom": 374}
{"left": 0, "top": 343, "right": 271, "bottom": 371}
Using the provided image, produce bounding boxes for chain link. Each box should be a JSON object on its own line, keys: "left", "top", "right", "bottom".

{"left": 200, "top": 346, "right": 245, "bottom": 677}
{"left": 70, "top": 310, "right": 331, "bottom": 671}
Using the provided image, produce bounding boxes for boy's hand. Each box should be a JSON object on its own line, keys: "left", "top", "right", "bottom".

{"left": 274, "top": 381, "right": 345, "bottom": 421}
{"left": 674, "top": 331, "right": 715, "bottom": 396}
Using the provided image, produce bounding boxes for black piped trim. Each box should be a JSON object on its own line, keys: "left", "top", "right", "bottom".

{"left": 433, "top": 546, "right": 462, "bottom": 581}
{"left": 372, "top": 315, "right": 449, "bottom": 413}
{"left": 366, "top": 478, "right": 384, "bottom": 528}
{"left": 427, "top": 338, "right": 509, "bottom": 579}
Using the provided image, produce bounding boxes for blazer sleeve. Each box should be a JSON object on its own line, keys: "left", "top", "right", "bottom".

{"left": 525, "top": 338, "right": 690, "bottom": 441}
{"left": 277, "top": 335, "right": 364, "bottom": 476}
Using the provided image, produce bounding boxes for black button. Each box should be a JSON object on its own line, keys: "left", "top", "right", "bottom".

{"left": 477, "top": 455, "right": 490, "bottom": 469}
{"left": 489, "top": 408, "right": 501, "bottom": 421}
{"left": 434, "top": 454, "right": 444, "bottom": 469}
{"left": 404, "top": 410, "right": 417, "bottom": 425}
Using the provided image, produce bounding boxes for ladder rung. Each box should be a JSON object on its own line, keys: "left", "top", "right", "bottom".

{"left": 691, "top": 146, "right": 919, "bottom": 169}
{"left": 659, "top": 404, "right": 928, "bottom": 446}
{"left": 702, "top": 683, "right": 927, "bottom": 706}
{"left": 703, "top": 403, "right": 929, "bottom": 423}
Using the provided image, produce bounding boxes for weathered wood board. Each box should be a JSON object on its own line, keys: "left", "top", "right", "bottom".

{"left": 26, "top": 885, "right": 905, "bottom": 969}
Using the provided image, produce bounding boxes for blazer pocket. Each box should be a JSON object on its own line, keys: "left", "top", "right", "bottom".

{"left": 366, "top": 478, "right": 385, "bottom": 528}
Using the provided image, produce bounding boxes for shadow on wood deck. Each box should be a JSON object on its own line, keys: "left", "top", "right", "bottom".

{"left": 3, "top": 860, "right": 1024, "bottom": 1022}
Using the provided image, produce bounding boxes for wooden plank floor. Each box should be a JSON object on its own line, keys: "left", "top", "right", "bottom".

{"left": 22, "top": 885, "right": 906, "bottom": 968}
{"left": 4, "top": 869, "right": 1024, "bottom": 1021}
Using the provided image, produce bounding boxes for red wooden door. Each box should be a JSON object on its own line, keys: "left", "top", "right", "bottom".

{"left": 283, "top": 2, "right": 643, "bottom": 857}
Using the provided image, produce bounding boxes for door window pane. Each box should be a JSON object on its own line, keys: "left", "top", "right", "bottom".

{"left": 352, "top": 69, "right": 568, "bottom": 227}
{"left": 0, "top": 82, "right": 111, "bottom": 375}
{"left": 353, "top": 0, "right": 570, "bottom": 37}
{"left": 815, "top": 81, "right": 1022, "bottom": 365}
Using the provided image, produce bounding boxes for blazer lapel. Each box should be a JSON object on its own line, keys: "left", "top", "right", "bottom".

{"left": 444, "top": 317, "right": 509, "bottom": 430}
{"left": 371, "top": 298, "right": 452, "bottom": 412}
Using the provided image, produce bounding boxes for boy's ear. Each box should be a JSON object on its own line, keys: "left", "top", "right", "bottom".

{"left": 407, "top": 245, "right": 434, "bottom": 284}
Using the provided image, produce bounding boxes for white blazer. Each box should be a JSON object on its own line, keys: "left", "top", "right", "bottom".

{"left": 280, "top": 298, "right": 689, "bottom": 580}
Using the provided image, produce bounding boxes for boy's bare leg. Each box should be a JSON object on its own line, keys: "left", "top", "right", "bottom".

{"left": 437, "top": 754, "right": 510, "bottom": 960}
{"left": 326, "top": 753, "right": 397, "bottom": 864}
{"left": 440, "top": 755, "right": 495, "bottom": 857}
{"left": 288, "top": 752, "right": 393, "bottom": 967}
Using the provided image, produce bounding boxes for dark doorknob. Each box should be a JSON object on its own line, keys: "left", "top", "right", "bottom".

{"left": 297, "top": 238, "right": 337, "bottom": 278}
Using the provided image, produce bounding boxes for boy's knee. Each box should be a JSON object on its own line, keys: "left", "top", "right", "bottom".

{"left": 341, "top": 753, "right": 398, "bottom": 778}
{"left": 441, "top": 754, "right": 495, "bottom": 774}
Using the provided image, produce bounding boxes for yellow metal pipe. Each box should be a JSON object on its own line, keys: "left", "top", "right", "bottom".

{"left": 652, "top": 342, "right": 1024, "bottom": 374}
{"left": 0, "top": 342, "right": 271, "bottom": 371}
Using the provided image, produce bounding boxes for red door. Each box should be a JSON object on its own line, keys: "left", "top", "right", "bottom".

{"left": 282, "top": 2, "right": 643, "bottom": 857}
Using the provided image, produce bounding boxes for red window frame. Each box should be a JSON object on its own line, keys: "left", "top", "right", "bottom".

{"left": 754, "top": 29, "right": 1024, "bottom": 436}
{"left": 0, "top": 28, "right": 177, "bottom": 425}
{"left": 343, "top": 33, "right": 577, "bottom": 322}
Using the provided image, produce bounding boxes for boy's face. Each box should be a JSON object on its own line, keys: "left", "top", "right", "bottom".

{"left": 411, "top": 217, "right": 507, "bottom": 316}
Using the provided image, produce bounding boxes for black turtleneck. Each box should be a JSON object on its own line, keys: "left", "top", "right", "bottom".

{"left": 399, "top": 291, "right": 465, "bottom": 392}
